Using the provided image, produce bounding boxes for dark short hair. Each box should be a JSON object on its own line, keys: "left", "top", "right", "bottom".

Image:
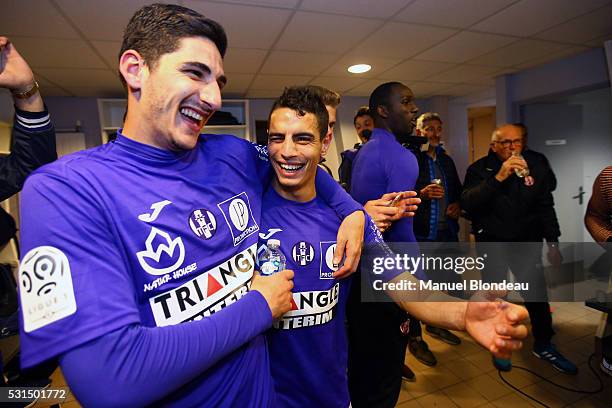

{"left": 304, "top": 85, "right": 341, "bottom": 108}
{"left": 353, "top": 106, "right": 372, "bottom": 125}
{"left": 369, "top": 81, "right": 403, "bottom": 118}
{"left": 119, "top": 3, "right": 227, "bottom": 86}
{"left": 268, "top": 86, "right": 329, "bottom": 139}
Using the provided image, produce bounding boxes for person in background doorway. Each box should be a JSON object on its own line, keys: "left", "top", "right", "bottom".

{"left": 338, "top": 106, "right": 373, "bottom": 192}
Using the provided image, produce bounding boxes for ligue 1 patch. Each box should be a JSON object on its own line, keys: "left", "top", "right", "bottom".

{"left": 292, "top": 241, "right": 315, "bottom": 266}
{"left": 189, "top": 209, "right": 217, "bottom": 239}
{"left": 218, "top": 192, "right": 259, "bottom": 246}
{"left": 19, "top": 246, "right": 77, "bottom": 333}
{"left": 319, "top": 241, "right": 337, "bottom": 279}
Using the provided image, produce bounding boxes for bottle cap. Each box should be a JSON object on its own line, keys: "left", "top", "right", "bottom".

{"left": 267, "top": 239, "right": 280, "bottom": 248}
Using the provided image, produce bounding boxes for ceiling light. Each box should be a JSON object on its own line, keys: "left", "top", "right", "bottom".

{"left": 348, "top": 64, "right": 371, "bottom": 74}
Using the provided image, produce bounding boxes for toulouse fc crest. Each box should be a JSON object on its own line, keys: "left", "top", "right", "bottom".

{"left": 189, "top": 209, "right": 217, "bottom": 239}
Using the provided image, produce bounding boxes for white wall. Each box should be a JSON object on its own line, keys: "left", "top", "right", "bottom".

{"left": 496, "top": 48, "right": 610, "bottom": 123}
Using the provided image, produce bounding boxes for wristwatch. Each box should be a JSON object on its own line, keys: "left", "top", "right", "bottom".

{"left": 11, "top": 81, "right": 39, "bottom": 99}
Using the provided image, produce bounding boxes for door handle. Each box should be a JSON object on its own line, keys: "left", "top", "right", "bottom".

{"left": 571, "top": 186, "right": 585, "bottom": 205}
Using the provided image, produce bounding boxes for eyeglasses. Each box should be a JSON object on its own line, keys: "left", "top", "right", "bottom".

{"left": 494, "top": 139, "right": 523, "bottom": 147}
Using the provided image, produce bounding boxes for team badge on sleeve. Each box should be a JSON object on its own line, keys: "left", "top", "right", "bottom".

{"left": 19, "top": 246, "right": 77, "bottom": 333}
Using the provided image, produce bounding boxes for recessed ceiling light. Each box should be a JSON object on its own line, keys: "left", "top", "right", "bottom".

{"left": 348, "top": 64, "right": 371, "bottom": 74}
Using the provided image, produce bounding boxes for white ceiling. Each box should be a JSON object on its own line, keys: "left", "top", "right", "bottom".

{"left": 3, "top": 0, "right": 611, "bottom": 99}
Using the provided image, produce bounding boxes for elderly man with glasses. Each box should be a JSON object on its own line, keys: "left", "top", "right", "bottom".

{"left": 461, "top": 123, "right": 577, "bottom": 375}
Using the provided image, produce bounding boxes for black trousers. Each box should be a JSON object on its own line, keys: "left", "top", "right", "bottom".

{"left": 477, "top": 237, "right": 554, "bottom": 346}
{"left": 346, "top": 274, "right": 408, "bottom": 408}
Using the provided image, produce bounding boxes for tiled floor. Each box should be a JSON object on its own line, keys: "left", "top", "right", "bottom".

{"left": 33, "top": 302, "right": 612, "bottom": 408}
{"left": 396, "top": 302, "right": 612, "bottom": 408}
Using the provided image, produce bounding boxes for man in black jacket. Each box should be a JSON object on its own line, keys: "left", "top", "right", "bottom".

{"left": 0, "top": 36, "right": 57, "bottom": 201}
{"left": 461, "top": 123, "right": 576, "bottom": 374}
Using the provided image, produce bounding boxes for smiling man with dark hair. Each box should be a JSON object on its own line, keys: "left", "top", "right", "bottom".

{"left": 264, "top": 86, "right": 528, "bottom": 408}
{"left": 15, "top": 4, "right": 365, "bottom": 407}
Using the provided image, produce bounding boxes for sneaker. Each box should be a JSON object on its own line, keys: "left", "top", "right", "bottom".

{"left": 532, "top": 344, "right": 578, "bottom": 375}
{"left": 426, "top": 325, "right": 461, "bottom": 346}
{"left": 601, "top": 357, "right": 612, "bottom": 377}
{"left": 401, "top": 364, "right": 416, "bottom": 382}
{"left": 409, "top": 337, "right": 437, "bottom": 366}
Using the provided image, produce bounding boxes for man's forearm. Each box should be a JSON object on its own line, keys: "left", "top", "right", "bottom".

{"left": 397, "top": 301, "right": 467, "bottom": 332}
{"left": 383, "top": 272, "right": 467, "bottom": 331}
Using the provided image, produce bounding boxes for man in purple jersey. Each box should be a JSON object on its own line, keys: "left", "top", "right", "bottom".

{"left": 16, "top": 4, "right": 364, "bottom": 407}
{"left": 348, "top": 81, "right": 427, "bottom": 407}
{"left": 263, "top": 86, "right": 528, "bottom": 408}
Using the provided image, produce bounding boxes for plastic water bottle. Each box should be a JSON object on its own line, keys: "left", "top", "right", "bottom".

{"left": 512, "top": 151, "right": 530, "bottom": 178}
{"left": 258, "top": 239, "right": 286, "bottom": 276}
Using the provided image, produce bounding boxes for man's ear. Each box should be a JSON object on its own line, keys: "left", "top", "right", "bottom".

{"left": 320, "top": 131, "right": 333, "bottom": 157}
{"left": 119, "top": 49, "right": 147, "bottom": 92}
{"left": 376, "top": 104, "right": 388, "bottom": 119}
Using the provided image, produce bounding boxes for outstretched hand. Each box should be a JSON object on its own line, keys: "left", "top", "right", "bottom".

{"left": 465, "top": 300, "right": 528, "bottom": 359}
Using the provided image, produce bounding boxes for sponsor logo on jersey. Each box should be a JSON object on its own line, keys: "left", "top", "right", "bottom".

{"left": 149, "top": 244, "right": 257, "bottom": 326}
{"left": 273, "top": 283, "right": 339, "bottom": 330}
{"left": 19, "top": 246, "right": 77, "bottom": 333}
{"left": 218, "top": 192, "right": 259, "bottom": 246}
{"left": 137, "top": 227, "right": 186, "bottom": 276}
{"left": 143, "top": 262, "right": 199, "bottom": 293}
{"left": 138, "top": 200, "right": 172, "bottom": 223}
{"left": 188, "top": 209, "right": 217, "bottom": 239}
{"left": 257, "top": 228, "right": 283, "bottom": 263}
{"left": 319, "top": 241, "right": 338, "bottom": 279}
{"left": 292, "top": 241, "right": 314, "bottom": 266}
{"left": 259, "top": 228, "right": 282, "bottom": 241}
